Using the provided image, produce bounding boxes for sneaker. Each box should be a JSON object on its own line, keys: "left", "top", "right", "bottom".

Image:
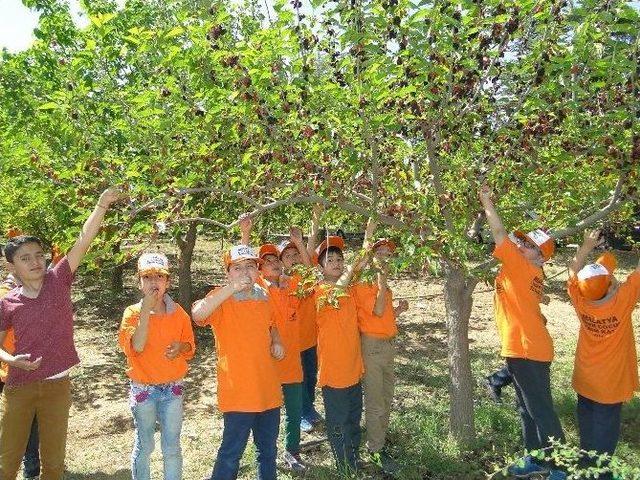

{"left": 507, "top": 456, "right": 549, "bottom": 478}
{"left": 283, "top": 451, "right": 307, "bottom": 473}
{"left": 370, "top": 450, "right": 401, "bottom": 476}
{"left": 308, "top": 410, "right": 324, "bottom": 424}
{"left": 547, "top": 470, "right": 567, "bottom": 480}
{"left": 484, "top": 377, "right": 503, "bottom": 404}
{"left": 300, "top": 418, "right": 314, "bottom": 433}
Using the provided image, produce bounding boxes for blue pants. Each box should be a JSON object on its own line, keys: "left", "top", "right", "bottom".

{"left": 577, "top": 394, "right": 622, "bottom": 480}
{"left": 300, "top": 346, "right": 318, "bottom": 421}
{"left": 506, "top": 358, "right": 565, "bottom": 457}
{"left": 322, "top": 383, "right": 363, "bottom": 473}
{"left": 487, "top": 365, "right": 513, "bottom": 389}
{"left": 211, "top": 408, "right": 280, "bottom": 480}
{"left": 0, "top": 381, "right": 40, "bottom": 478}
{"left": 130, "top": 382, "right": 184, "bottom": 480}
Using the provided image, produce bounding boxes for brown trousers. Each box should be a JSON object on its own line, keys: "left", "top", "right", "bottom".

{"left": 0, "top": 377, "right": 71, "bottom": 480}
{"left": 361, "top": 335, "right": 395, "bottom": 453}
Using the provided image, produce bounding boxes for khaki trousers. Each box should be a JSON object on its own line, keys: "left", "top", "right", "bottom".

{"left": 0, "top": 377, "right": 71, "bottom": 480}
{"left": 361, "top": 335, "right": 395, "bottom": 452}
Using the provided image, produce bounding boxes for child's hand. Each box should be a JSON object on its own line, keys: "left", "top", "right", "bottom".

{"left": 238, "top": 213, "right": 252, "bottom": 237}
{"left": 479, "top": 184, "right": 492, "bottom": 203}
{"left": 396, "top": 299, "right": 409, "bottom": 315}
{"left": 231, "top": 276, "right": 253, "bottom": 292}
{"left": 271, "top": 341, "right": 285, "bottom": 360}
{"left": 99, "top": 187, "right": 124, "bottom": 208}
{"left": 290, "top": 226, "right": 304, "bottom": 246}
{"left": 583, "top": 229, "right": 603, "bottom": 249}
{"left": 141, "top": 286, "right": 162, "bottom": 311}
{"left": 541, "top": 294, "right": 551, "bottom": 305}
{"left": 165, "top": 341, "right": 183, "bottom": 360}
{"left": 10, "top": 353, "right": 42, "bottom": 371}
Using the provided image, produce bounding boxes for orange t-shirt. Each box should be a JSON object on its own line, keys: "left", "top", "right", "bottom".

{"left": 119, "top": 298, "right": 195, "bottom": 385}
{"left": 262, "top": 278, "right": 303, "bottom": 384}
{"left": 493, "top": 239, "right": 554, "bottom": 362}
{"left": 0, "top": 282, "right": 16, "bottom": 382}
{"left": 201, "top": 287, "right": 283, "bottom": 412}
{"left": 314, "top": 283, "right": 364, "bottom": 388}
{"left": 568, "top": 271, "right": 640, "bottom": 404}
{"left": 290, "top": 272, "right": 318, "bottom": 351}
{"left": 353, "top": 282, "right": 398, "bottom": 339}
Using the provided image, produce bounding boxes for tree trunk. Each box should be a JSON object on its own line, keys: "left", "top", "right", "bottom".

{"left": 177, "top": 223, "right": 197, "bottom": 312}
{"left": 443, "top": 262, "right": 477, "bottom": 445}
{"left": 111, "top": 241, "right": 124, "bottom": 292}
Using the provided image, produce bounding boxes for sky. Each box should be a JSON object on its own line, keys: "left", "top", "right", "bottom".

{"left": 1, "top": 0, "right": 639, "bottom": 53}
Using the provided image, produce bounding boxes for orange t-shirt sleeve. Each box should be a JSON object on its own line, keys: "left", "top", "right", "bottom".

{"left": 200, "top": 289, "right": 224, "bottom": 327}
{"left": 178, "top": 307, "right": 196, "bottom": 361}
{"left": 617, "top": 271, "right": 640, "bottom": 312}
{"left": 118, "top": 306, "right": 141, "bottom": 358}
{"left": 493, "top": 238, "right": 527, "bottom": 271}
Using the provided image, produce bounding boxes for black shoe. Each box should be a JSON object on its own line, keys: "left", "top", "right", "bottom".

{"left": 369, "top": 450, "right": 401, "bottom": 476}
{"left": 484, "top": 377, "right": 502, "bottom": 404}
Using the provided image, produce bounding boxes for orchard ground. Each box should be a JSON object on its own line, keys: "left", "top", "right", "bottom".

{"left": 6, "top": 239, "right": 639, "bottom": 480}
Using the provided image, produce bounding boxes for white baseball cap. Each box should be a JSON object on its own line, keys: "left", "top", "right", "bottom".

{"left": 138, "top": 252, "right": 170, "bottom": 275}
{"left": 223, "top": 244, "right": 260, "bottom": 268}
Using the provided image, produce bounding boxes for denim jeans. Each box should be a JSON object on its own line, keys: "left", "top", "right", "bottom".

{"left": 211, "top": 408, "right": 280, "bottom": 480}
{"left": 300, "top": 346, "right": 318, "bottom": 420}
{"left": 577, "top": 394, "right": 622, "bottom": 480}
{"left": 506, "top": 358, "right": 565, "bottom": 470}
{"left": 322, "top": 383, "right": 363, "bottom": 474}
{"left": 130, "top": 381, "right": 184, "bottom": 480}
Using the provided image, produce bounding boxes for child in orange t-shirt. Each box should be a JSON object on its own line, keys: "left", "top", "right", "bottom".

{"left": 239, "top": 213, "right": 312, "bottom": 472}
{"left": 192, "top": 244, "right": 284, "bottom": 480}
{"left": 313, "top": 219, "right": 375, "bottom": 474}
{"left": 353, "top": 239, "right": 408, "bottom": 474}
{"left": 480, "top": 185, "right": 566, "bottom": 480}
{"left": 118, "top": 252, "right": 195, "bottom": 480}
{"left": 567, "top": 230, "right": 640, "bottom": 478}
{"left": 293, "top": 204, "right": 324, "bottom": 432}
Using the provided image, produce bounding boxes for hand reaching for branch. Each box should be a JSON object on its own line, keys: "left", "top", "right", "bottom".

{"left": 290, "top": 226, "right": 304, "bottom": 246}
{"left": 582, "top": 229, "right": 603, "bottom": 250}
{"left": 239, "top": 213, "right": 252, "bottom": 244}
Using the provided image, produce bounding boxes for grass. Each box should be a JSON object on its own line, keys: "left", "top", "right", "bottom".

{"left": 4, "top": 239, "right": 638, "bottom": 479}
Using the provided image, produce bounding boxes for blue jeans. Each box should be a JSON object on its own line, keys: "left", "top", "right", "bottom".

{"left": 130, "top": 381, "right": 184, "bottom": 480}
{"left": 300, "top": 346, "right": 318, "bottom": 420}
{"left": 322, "top": 383, "right": 363, "bottom": 473}
{"left": 211, "top": 408, "right": 280, "bottom": 480}
{"left": 577, "top": 394, "right": 622, "bottom": 480}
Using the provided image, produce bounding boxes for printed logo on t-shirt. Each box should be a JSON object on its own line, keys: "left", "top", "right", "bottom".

{"left": 579, "top": 313, "right": 620, "bottom": 338}
{"left": 530, "top": 277, "right": 544, "bottom": 297}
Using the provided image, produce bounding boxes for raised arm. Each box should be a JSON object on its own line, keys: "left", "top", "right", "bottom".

{"left": 67, "top": 187, "right": 121, "bottom": 273}
{"left": 478, "top": 184, "right": 507, "bottom": 246}
{"left": 289, "top": 226, "right": 311, "bottom": 266}
{"left": 569, "top": 229, "right": 602, "bottom": 278}
{"left": 336, "top": 217, "right": 377, "bottom": 289}
{"left": 306, "top": 204, "right": 323, "bottom": 257}
{"left": 239, "top": 213, "right": 253, "bottom": 246}
{"left": 373, "top": 261, "right": 388, "bottom": 317}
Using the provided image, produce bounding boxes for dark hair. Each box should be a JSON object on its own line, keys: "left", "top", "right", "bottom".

{"left": 4, "top": 235, "right": 45, "bottom": 263}
{"left": 318, "top": 246, "right": 343, "bottom": 267}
